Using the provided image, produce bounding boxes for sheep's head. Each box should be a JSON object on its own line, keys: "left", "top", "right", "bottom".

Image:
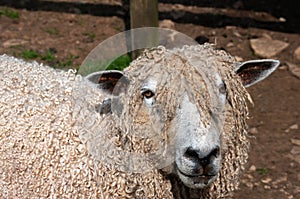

{"left": 86, "top": 45, "right": 279, "bottom": 190}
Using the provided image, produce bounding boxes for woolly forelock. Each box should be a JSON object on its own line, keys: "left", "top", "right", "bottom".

{"left": 0, "top": 55, "right": 174, "bottom": 198}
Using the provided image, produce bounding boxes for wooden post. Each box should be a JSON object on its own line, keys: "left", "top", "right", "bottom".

{"left": 129, "top": 0, "right": 159, "bottom": 59}
{"left": 130, "top": 0, "right": 158, "bottom": 28}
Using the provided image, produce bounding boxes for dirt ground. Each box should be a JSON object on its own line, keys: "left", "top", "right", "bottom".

{"left": 0, "top": 0, "right": 299, "bottom": 198}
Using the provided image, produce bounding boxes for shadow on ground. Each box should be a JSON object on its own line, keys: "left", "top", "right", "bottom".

{"left": 0, "top": 0, "right": 299, "bottom": 33}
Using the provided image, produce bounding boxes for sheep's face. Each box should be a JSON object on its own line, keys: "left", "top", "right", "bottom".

{"left": 86, "top": 45, "right": 279, "bottom": 190}
{"left": 139, "top": 74, "right": 226, "bottom": 189}
{"left": 173, "top": 76, "right": 226, "bottom": 189}
{"left": 107, "top": 53, "right": 228, "bottom": 189}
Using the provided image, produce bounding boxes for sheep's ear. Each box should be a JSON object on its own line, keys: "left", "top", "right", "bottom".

{"left": 86, "top": 70, "right": 129, "bottom": 115}
{"left": 86, "top": 70, "right": 129, "bottom": 95}
{"left": 235, "top": 59, "right": 280, "bottom": 87}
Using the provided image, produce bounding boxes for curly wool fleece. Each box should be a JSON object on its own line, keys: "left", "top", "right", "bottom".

{"left": 0, "top": 44, "right": 250, "bottom": 198}
{"left": 0, "top": 55, "right": 173, "bottom": 198}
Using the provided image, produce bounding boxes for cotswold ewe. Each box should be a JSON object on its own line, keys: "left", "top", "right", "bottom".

{"left": 0, "top": 44, "right": 279, "bottom": 198}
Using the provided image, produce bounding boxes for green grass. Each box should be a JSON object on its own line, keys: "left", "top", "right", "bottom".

{"left": 55, "top": 55, "right": 79, "bottom": 68}
{"left": 83, "top": 32, "right": 96, "bottom": 40}
{"left": 106, "top": 54, "right": 131, "bottom": 71}
{"left": 19, "top": 49, "right": 129, "bottom": 71}
{"left": 257, "top": 168, "right": 269, "bottom": 175}
{"left": 41, "top": 50, "right": 56, "bottom": 62}
{"left": 20, "top": 49, "right": 55, "bottom": 61}
{"left": 44, "top": 27, "right": 59, "bottom": 35}
{"left": 19, "top": 49, "right": 78, "bottom": 69}
{"left": 21, "top": 49, "right": 40, "bottom": 59}
{"left": 79, "top": 54, "right": 131, "bottom": 75}
{"left": 0, "top": 7, "right": 19, "bottom": 19}
{"left": 114, "top": 26, "right": 123, "bottom": 32}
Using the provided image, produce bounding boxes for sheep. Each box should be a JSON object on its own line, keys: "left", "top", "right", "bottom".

{"left": 0, "top": 43, "right": 279, "bottom": 198}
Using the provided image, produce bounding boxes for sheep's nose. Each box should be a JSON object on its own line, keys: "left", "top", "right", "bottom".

{"left": 184, "top": 146, "right": 220, "bottom": 167}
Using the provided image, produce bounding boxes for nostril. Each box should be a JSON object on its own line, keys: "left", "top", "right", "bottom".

{"left": 210, "top": 146, "right": 220, "bottom": 158}
{"left": 184, "top": 146, "right": 220, "bottom": 166}
{"left": 184, "top": 147, "right": 200, "bottom": 159}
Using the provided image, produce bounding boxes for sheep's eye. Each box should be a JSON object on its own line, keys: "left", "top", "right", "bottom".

{"left": 219, "top": 83, "right": 226, "bottom": 94}
{"left": 142, "top": 90, "right": 155, "bottom": 99}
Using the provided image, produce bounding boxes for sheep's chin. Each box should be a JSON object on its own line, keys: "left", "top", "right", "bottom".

{"left": 176, "top": 169, "right": 217, "bottom": 189}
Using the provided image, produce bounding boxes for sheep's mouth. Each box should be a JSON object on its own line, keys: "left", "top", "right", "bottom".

{"left": 178, "top": 169, "right": 215, "bottom": 178}
{"left": 177, "top": 168, "right": 216, "bottom": 186}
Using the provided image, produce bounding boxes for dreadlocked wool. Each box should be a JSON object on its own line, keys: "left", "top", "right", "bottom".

{"left": 0, "top": 43, "right": 250, "bottom": 198}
